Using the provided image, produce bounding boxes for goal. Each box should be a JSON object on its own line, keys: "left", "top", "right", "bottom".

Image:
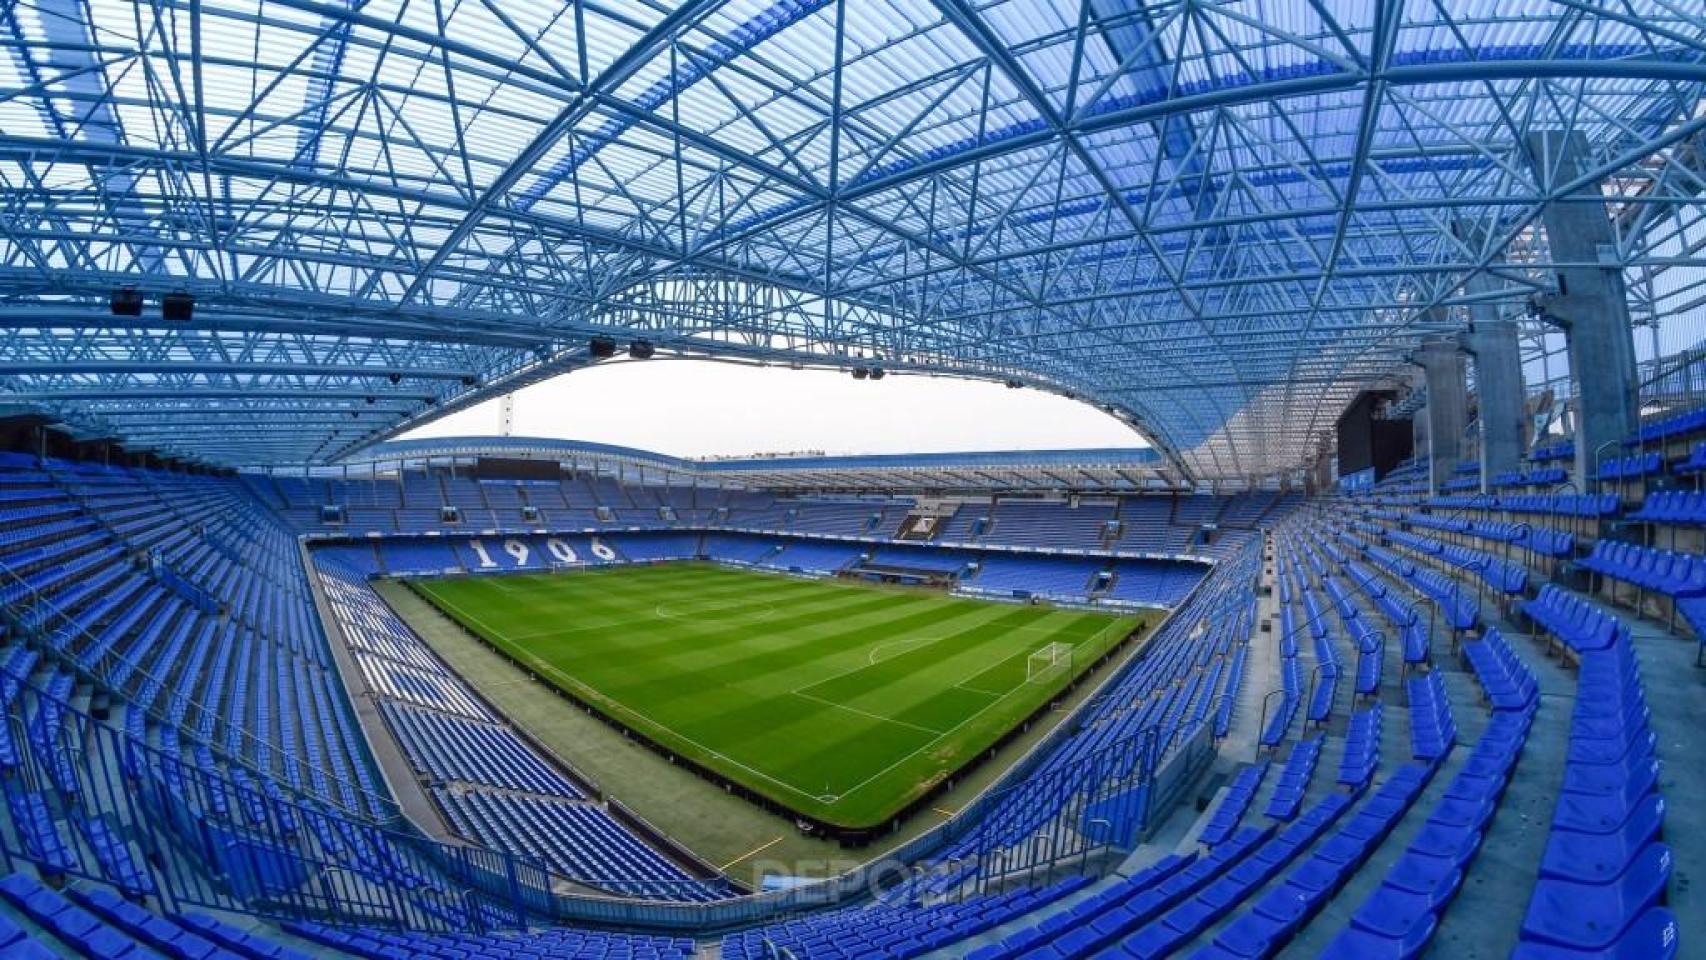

{"left": 1025, "top": 642, "right": 1074, "bottom": 685}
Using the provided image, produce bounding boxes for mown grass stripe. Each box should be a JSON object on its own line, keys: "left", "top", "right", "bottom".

{"left": 410, "top": 563, "right": 1144, "bottom": 827}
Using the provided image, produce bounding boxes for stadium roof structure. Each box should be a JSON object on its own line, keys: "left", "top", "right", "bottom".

{"left": 2, "top": 0, "right": 1705, "bottom": 479}
{"left": 346, "top": 435, "right": 1170, "bottom": 491}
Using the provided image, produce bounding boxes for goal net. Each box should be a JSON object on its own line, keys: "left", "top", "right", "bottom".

{"left": 1025, "top": 642, "right": 1074, "bottom": 685}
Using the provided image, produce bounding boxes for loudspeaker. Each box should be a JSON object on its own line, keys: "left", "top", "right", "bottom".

{"left": 628, "top": 339, "right": 655, "bottom": 359}
{"left": 161, "top": 291, "right": 194, "bottom": 322}
{"left": 589, "top": 336, "right": 617, "bottom": 359}
{"left": 110, "top": 287, "right": 143, "bottom": 317}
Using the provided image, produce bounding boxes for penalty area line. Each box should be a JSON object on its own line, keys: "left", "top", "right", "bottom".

{"left": 790, "top": 689, "right": 949, "bottom": 737}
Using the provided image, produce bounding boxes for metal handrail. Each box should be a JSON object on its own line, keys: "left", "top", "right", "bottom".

{"left": 1593, "top": 438, "right": 1621, "bottom": 497}
{"left": 0, "top": 553, "right": 394, "bottom": 824}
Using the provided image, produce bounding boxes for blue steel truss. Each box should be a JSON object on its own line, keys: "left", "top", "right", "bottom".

{"left": 2, "top": 0, "right": 1706, "bottom": 479}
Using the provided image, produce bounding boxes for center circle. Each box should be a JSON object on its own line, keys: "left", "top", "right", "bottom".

{"left": 654, "top": 597, "right": 779, "bottom": 623}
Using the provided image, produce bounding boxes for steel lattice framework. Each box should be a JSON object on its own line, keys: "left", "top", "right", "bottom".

{"left": 2, "top": 0, "right": 1706, "bottom": 478}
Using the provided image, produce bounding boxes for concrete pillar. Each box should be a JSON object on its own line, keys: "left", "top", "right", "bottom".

{"left": 1415, "top": 337, "right": 1468, "bottom": 494}
{"left": 1526, "top": 130, "right": 1640, "bottom": 484}
{"left": 1311, "top": 449, "right": 1333, "bottom": 492}
{"left": 1455, "top": 220, "right": 1529, "bottom": 491}
{"left": 1462, "top": 319, "right": 1526, "bottom": 490}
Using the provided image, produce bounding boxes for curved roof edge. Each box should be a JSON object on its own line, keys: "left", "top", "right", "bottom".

{"left": 351, "top": 436, "right": 1162, "bottom": 473}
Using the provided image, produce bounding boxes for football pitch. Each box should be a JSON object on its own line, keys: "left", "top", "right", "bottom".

{"left": 407, "top": 563, "right": 1146, "bottom": 828}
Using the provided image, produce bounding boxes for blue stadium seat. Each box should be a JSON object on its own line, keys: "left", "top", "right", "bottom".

{"left": 1592, "top": 453, "right": 1663, "bottom": 482}
{"left": 1628, "top": 406, "right": 1706, "bottom": 445}
{"left": 1315, "top": 709, "right": 1530, "bottom": 959}
{"left": 1200, "top": 761, "right": 1270, "bottom": 847}
{"left": 1406, "top": 672, "right": 1456, "bottom": 763}
{"left": 1462, "top": 627, "right": 1538, "bottom": 712}
{"left": 1520, "top": 844, "right": 1673, "bottom": 951}
{"left": 1628, "top": 491, "right": 1706, "bottom": 526}
{"left": 1522, "top": 586, "right": 1627, "bottom": 655}
{"left": 1677, "top": 442, "right": 1706, "bottom": 475}
{"left": 1263, "top": 735, "right": 1322, "bottom": 821}
{"left": 1509, "top": 906, "right": 1679, "bottom": 960}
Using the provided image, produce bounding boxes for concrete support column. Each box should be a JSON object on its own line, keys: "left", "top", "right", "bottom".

{"left": 1526, "top": 130, "right": 1640, "bottom": 484}
{"left": 1413, "top": 412, "right": 1430, "bottom": 474}
{"left": 1455, "top": 219, "right": 1529, "bottom": 491}
{"left": 1462, "top": 319, "right": 1526, "bottom": 490}
{"left": 1415, "top": 337, "right": 1468, "bottom": 494}
{"left": 1310, "top": 449, "right": 1333, "bottom": 493}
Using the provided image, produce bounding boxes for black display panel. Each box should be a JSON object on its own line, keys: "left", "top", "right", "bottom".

{"left": 474, "top": 457, "right": 561, "bottom": 481}
{"left": 1336, "top": 391, "right": 1413, "bottom": 482}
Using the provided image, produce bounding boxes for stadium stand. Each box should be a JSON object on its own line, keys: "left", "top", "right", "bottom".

{"left": 962, "top": 553, "right": 1104, "bottom": 600}
{"left": 0, "top": 452, "right": 1277, "bottom": 944}
{"left": 316, "top": 556, "right": 729, "bottom": 901}
{"left": 0, "top": 384, "right": 1697, "bottom": 956}
{"left": 2, "top": 5, "right": 1704, "bottom": 954}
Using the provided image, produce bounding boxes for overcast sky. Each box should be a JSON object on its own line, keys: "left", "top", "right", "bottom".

{"left": 402, "top": 358, "right": 1147, "bottom": 458}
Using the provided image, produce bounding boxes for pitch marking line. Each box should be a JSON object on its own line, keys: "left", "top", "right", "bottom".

{"left": 417, "top": 587, "right": 833, "bottom": 804}
{"left": 818, "top": 622, "right": 1129, "bottom": 804}
{"left": 789, "top": 689, "right": 948, "bottom": 737}
{"left": 953, "top": 680, "right": 1012, "bottom": 698}
{"left": 820, "top": 668, "right": 1038, "bottom": 804}
{"left": 654, "top": 598, "right": 779, "bottom": 623}
{"left": 418, "top": 581, "right": 1128, "bottom": 810}
{"left": 866, "top": 635, "right": 939, "bottom": 665}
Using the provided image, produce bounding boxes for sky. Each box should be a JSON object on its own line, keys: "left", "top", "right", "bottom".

{"left": 402, "top": 358, "right": 1147, "bottom": 458}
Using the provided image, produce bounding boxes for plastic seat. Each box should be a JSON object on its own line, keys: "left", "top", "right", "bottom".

{"left": 1509, "top": 906, "right": 1678, "bottom": 960}
{"left": 1350, "top": 870, "right": 1462, "bottom": 939}
{"left": 1562, "top": 751, "right": 1658, "bottom": 797}
{"left": 1519, "top": 844, "right": 1673, "bottom": 951}
{"left": 1317, "top": 918, "right": 1435, "bottom": 960}
{"left": 1542, "top": 797, "right": 1665, "bottom": 886}
{"left": 1282, "top": 856, "right": 1348, "bottom": 896}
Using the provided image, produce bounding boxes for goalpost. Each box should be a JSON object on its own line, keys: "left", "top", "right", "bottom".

{"left": 1025, "top": 641, "right": 1074, "bottom": 685}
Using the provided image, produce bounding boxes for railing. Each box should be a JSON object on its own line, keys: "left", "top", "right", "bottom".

{"left": 153, "top": 557, "right": 219, "bottom": 615}
{"left": 1638, "top": 345, "right": 1706, "bottom": 410}
{"left": 0, "top": 640, "right": 1230, "bottom": 933}
{"left": 936, "top": 710, "right": 1218, "bottom": 900}
{"left": 0, "top": 657, "right": 557, "bottom": 934}
{"left": 1525, "top": 344, "right": 1706, "bottom": 439}
{"left": 0, "top": 553, "right": 396, "bottom": 824}
{"left": 0, "top": 545, "right": 1261, "bottom": 934}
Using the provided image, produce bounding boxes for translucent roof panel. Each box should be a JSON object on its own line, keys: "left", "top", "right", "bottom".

{"left": 0, "top": 0, "right": 1703, "bottom": 476}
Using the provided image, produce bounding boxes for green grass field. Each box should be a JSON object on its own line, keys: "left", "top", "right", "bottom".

{"left": 407, "top": 563, "right": 1144, "bottom": 828}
